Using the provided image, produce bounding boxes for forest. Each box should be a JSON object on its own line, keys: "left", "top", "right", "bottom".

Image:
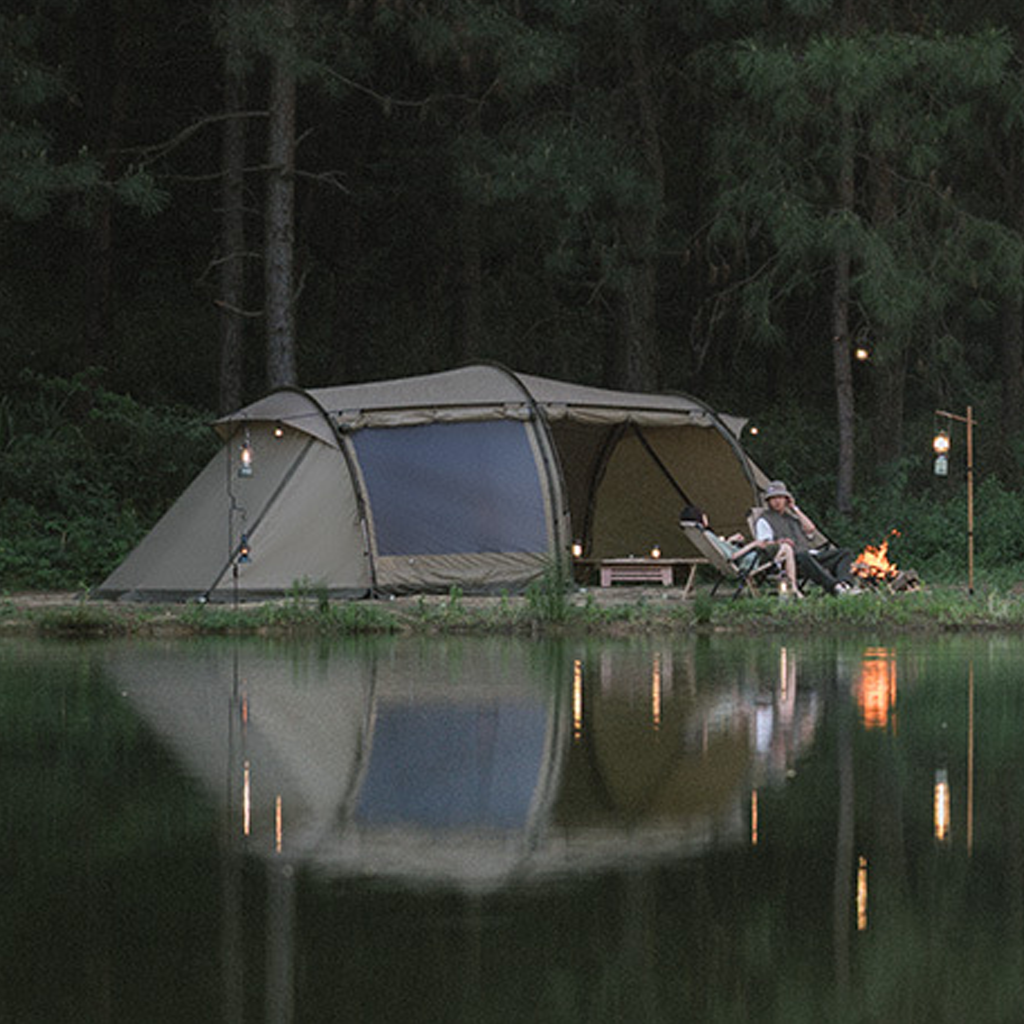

{"left": 3, "top": 0, "right": 1024, "bottom": 590}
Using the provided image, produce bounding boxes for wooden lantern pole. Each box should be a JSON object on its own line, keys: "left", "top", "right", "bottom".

{"left": 936, "top": 407, "right": 976, "bottom": 595}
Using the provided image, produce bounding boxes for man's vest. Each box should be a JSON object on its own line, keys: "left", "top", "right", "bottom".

{"left": 758, "top": 508, "right": 814, "bottom": 553}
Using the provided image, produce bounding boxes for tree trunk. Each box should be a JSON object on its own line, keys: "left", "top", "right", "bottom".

{"left": 999, "top": 296, "right": 1024, "bottom": 485}
{"left": 830, "top": 0, "right": 856, "bottom": 511}
{"left": 455, "top": 60, "right": 484, "bottom": 363}
{"left": 612, "top": 20, "right": 663, "bottom": 393}
{"left": 867, "top": 154, "right": 905, "bottom": 472}
{"left": 264, "top": 0, "right": 298, "bottom": 390}
{"left": 870, "top": 343, "right": 908, "bottom": 472}
{"left": 218, "top": 0, "right": 248, "bottom": 414}
{"left": 615, "top": 261, "right": 659, "bottom": 391}
{"left": 80, "top": 0, "right": 127, "bottom": 372}
{"left": 456, "top": 189, "right": 484, "bottom": 362}
{"left": 997, "top": 126, "right": 1024, "bottom": 486}
{"left": 831, "top": 140, "right": 856, "bottom": 512}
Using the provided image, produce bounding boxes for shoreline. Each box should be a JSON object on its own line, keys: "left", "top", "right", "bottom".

{"left": 3, "top": 583, "right": 1023, "bottom": 639}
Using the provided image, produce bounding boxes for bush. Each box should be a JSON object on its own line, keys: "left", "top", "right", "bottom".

{"left": 0, "top": 372, "right": 217, "bottom": 590}
{"left": 833, "top": 473, "right": 1024, "bottom": 585}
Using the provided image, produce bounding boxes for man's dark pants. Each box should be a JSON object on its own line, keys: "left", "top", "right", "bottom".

{"left": 795, "top": 548, "right": 854, "bottom": 594}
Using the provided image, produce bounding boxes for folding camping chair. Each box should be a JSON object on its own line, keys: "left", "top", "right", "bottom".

{"left": 679, "top": 520, "right": 781, "bottom": 598}
{"left": 747, "top": 506, "right": 828, "bottom": 595}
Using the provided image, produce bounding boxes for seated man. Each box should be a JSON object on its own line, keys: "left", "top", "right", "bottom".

{"left": 753, "top": 481, "right": 860, "bottom": 595}
{"left": 679, "top": 505, "right": 803, "bottom": 596}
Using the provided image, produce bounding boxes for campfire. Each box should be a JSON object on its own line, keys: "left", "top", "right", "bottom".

{"left": 852, "top": 531, "right": 921, "bottom": 592}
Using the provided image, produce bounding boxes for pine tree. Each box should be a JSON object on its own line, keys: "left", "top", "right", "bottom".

{"left": 702, "top": 0, "right": 1012, "bottom": 508}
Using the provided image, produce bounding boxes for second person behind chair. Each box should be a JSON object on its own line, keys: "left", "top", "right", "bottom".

{"left": 679, "top": 505, "right": 803, "bottom": 597}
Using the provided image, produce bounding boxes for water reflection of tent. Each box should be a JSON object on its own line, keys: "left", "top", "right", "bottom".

{"left": 557, "top": 710, "right": 750, "bottom": 825}
{"left": 353, "top": 703, "right": 551, "bottom": 829}
{"left": 104, "top": 641, "right": 756, "bottom": 891}
{"left": 103, "top": 643, "right": 375, "bottom": 846}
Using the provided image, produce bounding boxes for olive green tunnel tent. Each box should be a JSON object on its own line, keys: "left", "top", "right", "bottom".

{"left": 97, "top": 363, "right": 771, "bottom": 602}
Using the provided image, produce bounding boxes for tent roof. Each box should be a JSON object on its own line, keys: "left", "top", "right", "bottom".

{"left": 214, "top": 364, "right": 748, "bottom": 440}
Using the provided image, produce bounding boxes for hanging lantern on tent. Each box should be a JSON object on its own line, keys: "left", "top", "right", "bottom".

{"left": 238, "top": 533, "right": 251, "bottom": 563}
{"left": 239, "top": 430, "right": 254, "bottom": 477}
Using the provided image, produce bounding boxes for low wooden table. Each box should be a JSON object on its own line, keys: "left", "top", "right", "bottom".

{"left": 598, "top": 557, "right": 707, "bottom": 596}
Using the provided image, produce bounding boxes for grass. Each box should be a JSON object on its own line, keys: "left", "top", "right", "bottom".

{"left": 6, "top": 579, "right": 1024, "bottom": 639}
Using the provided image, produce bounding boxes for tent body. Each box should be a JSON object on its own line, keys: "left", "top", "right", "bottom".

{"left": 98, "top": 364, "right": 768, "bottom": 601}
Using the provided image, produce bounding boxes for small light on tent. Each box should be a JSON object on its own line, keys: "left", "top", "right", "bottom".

{"left": 650, "top": 544, "right": 661, "bottom": 559}
{"left": 239, "top": 431, "right": 254, "bottom": 477}
{"left": 749, "top": 425, "right": 759, "bottom": 437}
{"left": 571, "top": 541, "right": 583, "bottom": 558}
{"left": 273, "top": 424, "right": 285, "bottom": 438}
{"left": 238, "top": 533, "right": 251, "bottom": 563}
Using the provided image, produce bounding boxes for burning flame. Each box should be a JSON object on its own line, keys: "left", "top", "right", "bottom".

{"left": 853, "top": 531, "right": 899, "bottom": 580}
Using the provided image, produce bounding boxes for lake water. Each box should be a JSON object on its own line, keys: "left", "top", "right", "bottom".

{"left": 2, "top": 632, "right": 1023, "bottom": 1022}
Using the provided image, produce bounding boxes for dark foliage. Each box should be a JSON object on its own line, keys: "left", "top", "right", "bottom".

{"left": 2, "top": 2, "right": 1023, "bottom": 588}
{"left": 0, "top": 375, "right": 217, "bottom": 589}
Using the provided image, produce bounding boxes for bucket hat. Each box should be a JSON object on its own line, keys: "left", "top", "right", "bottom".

{"left": 763, "top": 480, "right": 793, "bottom": 501}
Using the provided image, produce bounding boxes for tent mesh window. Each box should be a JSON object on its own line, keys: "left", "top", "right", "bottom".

{"left": 352, "top": 420, "right": 548, "bottom": 556}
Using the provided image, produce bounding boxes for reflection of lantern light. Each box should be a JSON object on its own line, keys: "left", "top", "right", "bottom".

{"left": 571, "top": 541, "right": 583, "bottom": 558}
{"left": 651, "top": 652, "right": 662, "bottom": 731}
{"left": 751, "top": 789, "right": 759, "bottom": 846}
{"left": 572, "top": 659, "right": 583, "bottom": 741}
{"left": 934, "top": 768, "right": 950, "bottom": 842}
{"left": 857, "top": 855, "right": 869, "bottom": 931}
{"left": 243, "top": 759, "right": 252, "bottom": 837}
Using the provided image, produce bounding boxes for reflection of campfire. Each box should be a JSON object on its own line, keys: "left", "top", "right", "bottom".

{"left": 852, "top": 532, "right": 920, "bottom": 592}
{"left": 856, "top": 647, "right": 897, "bottom": 730}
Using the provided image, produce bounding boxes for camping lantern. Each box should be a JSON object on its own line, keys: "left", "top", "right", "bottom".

{"left": 650, "top": 544, "right": 661, "bottom": 559}
{"left": 238, "top": 533, "right": 251, "bottom": 563}
{"left": 571, "top": 541, "right": 583, "bottom": 558}
{"left": 239, "top": 432, "right": 254, "bottom": 477}
{"left": 932, "top": 430, "right": 950, "bottom": 477}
